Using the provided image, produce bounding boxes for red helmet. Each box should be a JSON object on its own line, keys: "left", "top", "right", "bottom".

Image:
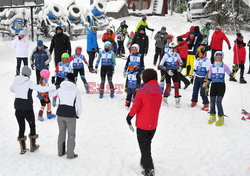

{"left": 75, "top": 46, "right": 82, "bottom": 51}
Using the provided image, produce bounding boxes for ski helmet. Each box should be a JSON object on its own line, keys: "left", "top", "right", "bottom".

{"left": 75, "top": 46, "right": 82, "bottom": 51}
{"left": 104, "top": 41, "right": 112, "bottom": 48}
{"left": 214, "top": 51, "right": 224, "bottom": 58}
{"left": 166, "top": 34, "right": 174, "bottom": 39}
{"left": 169, "top": 42, "right": 177, "bottom": 49}
{"left": 131, "top": 44, "right": 140, "bottom": 51}
{"left": 142, "top": 15, "right": 147, "bottom": 21}
{"left": 40, "top": 69, "right": 50, "bottom": 80}
{"left": 206, "top": 22, "right": 211, "bottom": 28}
{"left": 197, "top": 46, "right": 207, "bottom": 56}
{"left": 61, "top": 53, "right": 70, "bottom": 58}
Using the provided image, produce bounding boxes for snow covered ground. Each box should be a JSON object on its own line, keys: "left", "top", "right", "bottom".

{"left": 1, "top": 11, "right": 250, "bottom": 176}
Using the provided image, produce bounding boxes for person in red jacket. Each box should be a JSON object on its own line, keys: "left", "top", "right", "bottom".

{"left": 102, "top": 27, "right": 116, "bottom": 52}
{"left": 180, "top": 26, "right": 195, "bottom": 39}
{"left": 209, "top": 26, "right": 231, "bottom": 64}
{"left": 126, "top": 69, "right": 162, "bottom": 176}
{"left": 230, "top": 33, "right": 247, "bottom": 84}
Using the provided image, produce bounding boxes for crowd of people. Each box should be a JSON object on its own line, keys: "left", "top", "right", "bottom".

{"left": 10, "top": 15, "right": 250, "bottom": 176}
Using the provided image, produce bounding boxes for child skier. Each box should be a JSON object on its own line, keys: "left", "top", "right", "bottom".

{"left": 190, "top": 46, "right": 211, "bottom": 111}
{"left": 125, "top": 62, "right": 141, "bottom": 108}
{"left": 230, "top": 33, "right": 247, "bottom": 84}
{"left": 70, "top": 46, "right": 90, "bottom": 93}
{"left": 163, "top": 35, "right": 174, "bottom": 54}
{"left": 159, "top": 42, "right": 183, "bottom": 107}
{"left": 37, "top": 69, "right": 56, "bottom": 121}
{"left": 124, "top": 44, "right": 145, "bottom": 77}
{"left": 116, "top": 20, "right": 128, "bottom": 57}
{"left": 203, "top": 51, "right": 234, "bottom": 126}
{"left": 126, "top": 31, "right": 135, "bottom": 54}
{"left": 52, "top": 53, "right": 73, "bottom": 106}
{"left": 95, "top": 41, "right": 116, "bottom": 98}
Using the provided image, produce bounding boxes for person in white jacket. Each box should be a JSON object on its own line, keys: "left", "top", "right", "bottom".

{"left": 55, "top": 73, "right": 82, "bottom": 159}
{"left": 10, "top": 66, "right": 56, "bottom": 155}
{"left": 12, "top": 30, "right": 29, "bottom": 76}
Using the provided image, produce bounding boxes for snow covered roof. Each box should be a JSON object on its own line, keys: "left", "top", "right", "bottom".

{"left": 188, "top": 0, "right": 206, "bottom": 4}
{"left": 105, "top": 0, "right": 126, "bottom": 13}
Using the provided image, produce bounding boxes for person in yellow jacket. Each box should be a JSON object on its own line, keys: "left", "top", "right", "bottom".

{"left": 135, "top": 15, "right": 154, "bottom": 33}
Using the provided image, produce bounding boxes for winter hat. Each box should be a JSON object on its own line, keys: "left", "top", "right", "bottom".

{"left": 19, "top": 30, "right": 25, "bottom": 36}
{"left": 104, "top": 41, "right": 112, "bottom": 48}
{"left": 161, "top": 27, "right": 166, "bottom": 31}
{"left": 61, "top": 53, "right": 70, "bottom": 58}
{"left": 55, "top": 26, "right": 63, "bottom": 31}
{"left": 40, "top": 69, "right": 50, "bottom": 80}
{"left": 67, "top": 73, "right": 75, "bottom": 84}
{"left": 166, "top": 34, "right": 174, "bottom": 39}
{"left": 92, "top": 25, "right": 98, "bottom": 30}
{"left": 206, "top": 22, "right": 211, "bottom": 27}
{"left": 177, "top": 36, "right": 183, "bottom": 42}
{"left": 37, "top": 40, "right": 43, "bottom": 46}
{"left": 236, "top": 32, "right": 243, "bottom": 38}
{"left": 129, "top": 31, "right": 135, "bottom": 38}
{"left": 75, "top": 46, "right": 82, "bottom": 51}
{"left": 21, "top": 66, "right": 31, "bottom": 78}
{"left": 142, "top": 69, "right": 158, "bottom": 84}
{"left": 215, "top": 26, "right": 221, "bottom": 30}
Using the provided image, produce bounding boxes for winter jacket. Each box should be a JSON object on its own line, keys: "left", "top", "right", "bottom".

{"left": 12, "top": 36, "right": 29, "bottom": 58}
{"left": 125, "top": 70, "right": 141, "bottom": 89}
{"left": 87, "top": 29, "right": 99, "bottom": 52}
{"left": 30, "top": 46, "right": 51, "bottom": 71}
{"left": 186, "top": 32, "right": 203, "bottom": 55}
{"left": 102, "top": 32, "right": 116, "bottom": 43}
{"left": 10, "top": 75, "right": 55, "bottom": 110}
{"left": 233, "top": 37, "right": 246, "bottom": 64}
{"left": 135, "top": 20, "right": 153, "bottom": 32}
{"left": 154, "top": 31, "right": 168, "bottom": 49}
{"left": 180, "top": 26, "right": 195, "bottom": 39}
{"left": 210, "top": 29, "right": 231, "bottom": 50}
{"left": 95, "top": 50, "right": 116, "bottom": 68}
{"left": 116, "top": 24, "right": 128, "bottom": 41}
{"left": 128, "top": 80, "right": 162, "bottom": 130}
{"left": 200, "top": 26, "right": 210, "bottom": 45}
{"left": 49, "top": 33, "right": 71, "bottom": 61}
{"left": 56, "top": 81, "right": 82, "bottom": 118}
{"left": 132, "top": 33, "right": 149, "bottom": 54}
{"left": 176, "top": 41, "right": 188, "bottom": 59}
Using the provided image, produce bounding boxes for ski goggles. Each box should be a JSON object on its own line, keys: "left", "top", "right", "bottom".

{"left": 214, "top": 52, "right": 224, "bottom": 57}
{"left": 131, "top": 46, "right": 138, "bottom": 51}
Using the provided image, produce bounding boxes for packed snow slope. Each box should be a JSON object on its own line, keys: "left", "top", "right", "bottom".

{"left": 1, "top": 13, "right": 250, "bottom": 176}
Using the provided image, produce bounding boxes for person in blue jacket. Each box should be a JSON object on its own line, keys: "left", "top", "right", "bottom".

{"left": 30, "top": 40, "right": 51, "bottom": 84}
{"left": 87, "top": 26, "right": 99, "bottom": 73}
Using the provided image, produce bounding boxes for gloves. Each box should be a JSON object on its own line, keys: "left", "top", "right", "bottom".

{"left": 167, "top": 70, "right": 174, "bottom": 76}
{"left": 51, "top": 76, "right": 55, "bottom": 84}
{"left": 31, "top": 64, "right": 35, "bottom": 70}
{"left": 177, "top": 66, "right": 183, "bottom": 73}
{"left": 228, "top": 46, "right": 231, "bottom": 50}
{"left": 123, "top": 71, "right": 127, "bottom": 78}
{"left": 76, "top": 116, "right": 79, "bottom": 119}
{"left": 190, "top": 75, "right": 194, "bottom": 84}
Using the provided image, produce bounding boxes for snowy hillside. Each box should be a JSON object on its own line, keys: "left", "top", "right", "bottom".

{"left": 1, "top": 3, "right": 250, "bottom": 176}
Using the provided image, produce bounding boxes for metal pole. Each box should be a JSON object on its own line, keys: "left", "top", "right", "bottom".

{"left": 30, "top": 7, "right": 34, "bottom": 41}
{"left": 170, "top": 0, "right": 173, "bottom": 15}
{"left": 139, "top": 0, "right": 143, "bottom": 11}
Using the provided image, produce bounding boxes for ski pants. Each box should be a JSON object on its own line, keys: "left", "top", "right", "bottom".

{"left": 100, "top": 66, "right": 114, "bottom": 90}
{"left": 16, "top": 57, "right": 28, "bottom": 76}
{"left": 137, "top": 128, "right": 156, "bottom": 170}
{"left": 87, "top": 51, "right": 96, "bottom": 70}
{"left": 164, "top": 71, "right": 180, "bottom": 97}
{"left": 186, "top": 54, "right": 195, "bottom": 76}
{"left": 73, "top": 68, "right": 88, "bottom": 86}
{"left": 210, "top": 49, "right": 221, "bottom": 64}
{"left": 191, "top": 77, "right": 209, "bottom": 104}
{"left": 153, "top": 47, "right": 163, "bottom": 65}
{"left": 210, "top": 83, "right": 225, "bottom": 116}
{"left": 15, "top": 109, "right": 36, "bottom": 139}
{"left": 126, "top": 88, "right": 136, "bottom": 102}
{"left": 36, "top": 69, "right": 42, "bottom": 85}
{"left": 57, "top": 116, "right": 76, "bottom": 158}
{"left": 117, "top": 40, "right": 125, "bottom": 55}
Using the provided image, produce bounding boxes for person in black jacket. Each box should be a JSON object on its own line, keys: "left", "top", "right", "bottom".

{"left": 49, "top": 26, "right": 72, "bottom": 68}
{"left": 132, "top": 26, "right": 149, "bottom": 56}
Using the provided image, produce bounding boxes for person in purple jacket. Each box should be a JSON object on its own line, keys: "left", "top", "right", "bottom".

{"left": 202, "top": 51, "right": 234, "bottom": 127}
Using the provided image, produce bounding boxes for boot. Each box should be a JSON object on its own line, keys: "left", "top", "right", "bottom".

{"left": 38, "top": 110, "right": 44, "bottom": 121}
{"left": 240, "top": 77, "right": 247, "bottom": 84}
{"left": 215, "top": 116, "right": 224, "bottom": 126}
{"left": 229, "top": 77, "right": 237, "bottom": 82}
{"left": 18, "top": 136, "right": 27, "bottom": 155}
{"left": 29, "top": 134, "right": 39, "bottom": 152}
{"left": 47, "top": 111, "right": 56, "bottom": 119}
{"left": 110, "top": 89, "right": 115, "bottom": 99}
{"left": 99, "top": 89, "right": 104, "bottom": 99}
{"left": 175, "top": 96, "right": 181, "bottom": 108}
{"left": 142, "top": 168, "right": 155, "bottom": 176}
{"left": 208, "top": 114, "right": 216, "bottom": 124}
{"left": 191, "top": 102, "right": 197, "bottom": 108}
{"left": 201, "top": 104, "right": 209, "bottom": 111}
{"left": 67, "top": 154, "right": 78, "bottom": 159}
{"left": 125, "top": 100, "right": 131, "bottom": 107}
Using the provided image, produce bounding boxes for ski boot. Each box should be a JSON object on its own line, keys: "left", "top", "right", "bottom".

{"left": 125, "top": 100, "right": 131, "bottom": 108}
{"left": 52, "top": 97, "right": 57, "bottom": 107}
{"left": 215, "top": 116, "right": 224, "bottom": 126}
{"left": 191, "top": 102, "right": 197, "bottom": 108}
{"left": 67, "top": 154, "right": 78, "bottom": 159}
{"left": 110, "top": 89, "right": 115, "bottom": 99}
{"left": 142, "top": 169, "right": 155, "bottom": 176}
{"left": 18, "top": 136, "right": 27, "bottom": 155}
{"left": 47, "top": 111, "right": 56, "bottom": 119}
{"left": 175, "top": 96, "right": 181, "bottom": 108}
{"left": 37, "top": 110, "right": 44, "bottom": 121}
{"left": 99, "top": 89, "right": 104, "bottom": 99}
{"left": 201, "top": 104, "right": 209, "bottom": 111}
{"left": 29, "top": 134, "right": 39, "bottom": 152}
{"left": 208, "top": 114, "right": 216, "bottom": 124}
{"left": 240, "top": 77, "right": 247, "bottom": 84}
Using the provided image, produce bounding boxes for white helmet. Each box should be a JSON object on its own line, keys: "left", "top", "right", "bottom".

{"left": 214, "top": 51, "right": 224, "bottom": 58}
{"left": 169, "top": 42, "right": 177, "bottom": 48}
{"left": 131, "top": 44, "right": 140, "bottom": 51}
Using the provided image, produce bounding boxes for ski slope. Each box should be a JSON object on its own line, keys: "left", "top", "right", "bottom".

{"left": 1, "top": 13, "right": 250, "bottom": 176}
